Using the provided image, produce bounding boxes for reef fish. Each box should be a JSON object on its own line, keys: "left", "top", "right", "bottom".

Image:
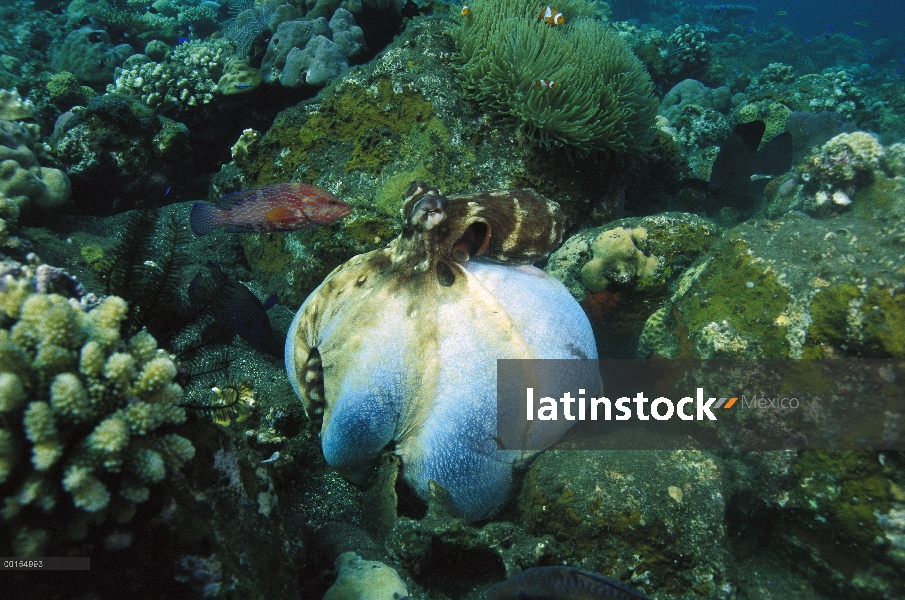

{"left": 486, "top": 566, "right": 649, "bottom": 600}
{"left": 190, "top": 182, "right": 351, "bottom": 235}
{"left": 539, "top": 5, "right": 565, "bottom": 25}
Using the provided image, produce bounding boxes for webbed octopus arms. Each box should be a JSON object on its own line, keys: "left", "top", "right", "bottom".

{"left": 285, "top": 181, "right": 598, "bottom": 521}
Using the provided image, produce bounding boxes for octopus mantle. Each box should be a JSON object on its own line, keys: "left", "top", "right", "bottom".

{"left": 285, "top": 182, "right": 598, "bottom": 520}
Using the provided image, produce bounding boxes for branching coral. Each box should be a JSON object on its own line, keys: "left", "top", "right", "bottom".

{"left": 0, "top": 259, "right": 194, "bottom": 557}
{"left": 108, "top": 39, "right": 230, "bottom": 109}
{"left": 453, "top": 0, "right": 656, "bottom": 161}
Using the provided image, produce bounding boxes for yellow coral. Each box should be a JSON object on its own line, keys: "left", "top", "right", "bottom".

{"left": 87, "top": 417, "right": 129, "bottom": 454}
{"left": 0, "top": 269, "right": 31, "bottom": 318}
{"left": 126, "top": 329, "right": 157, "bottom": 365}
{"left": 580, "top": 227, "right": 660, "bottom": 293}
{"left": 103, "top": 352, "right": 137, "bottom": 390}
{"left": 1, "top": 261, "right": 194, "bottom": 549}
{"left": 0, "top": 371, "right": 26, "bottom": 412}
{"left": 85, "top": 295, "right": 128, "bottom": 347}
{"left": 78, "top": 340, "right": 105, "bottom": 377}
{"left": 49, "top": 372, "right": 91, "bottom": 422}
{"left": 62, "top": 465, "right": 110, "bottom": 512}
{"left": 822, "top": 132, "right": 885, "bottom": 167}
{"left": 131, "top": 355, "right": 178, "bottom": 393}
{"left": 13, "top": 294, "right": 82, "bottom": 347}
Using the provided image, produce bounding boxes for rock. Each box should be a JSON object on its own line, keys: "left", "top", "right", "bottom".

{"left": 322, "top": 552, "right": 408, "bottom": 600}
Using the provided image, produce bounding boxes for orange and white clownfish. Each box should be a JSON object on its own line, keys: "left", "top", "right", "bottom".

{"left": 539, "top": 6, "right": 565, "bottom": 25}
{"left": 461, "top": 2, "right": 471, "bottom": 17}
{"left": 534, "top": 79, "right": 557, "bottom": 89}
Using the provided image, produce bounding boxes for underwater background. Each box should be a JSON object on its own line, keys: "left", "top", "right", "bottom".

{"left": 1, "top": 0, "right": 905, "bottom": 598}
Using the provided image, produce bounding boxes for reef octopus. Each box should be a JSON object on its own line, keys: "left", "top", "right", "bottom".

{"left": 285, "top": 182, "right": 599, "bottom": 520}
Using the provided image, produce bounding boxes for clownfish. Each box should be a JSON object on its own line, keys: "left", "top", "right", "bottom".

{"left": 534, "top": 79, "right": 557, "bottom": 89}
{"left": 539, "top": 6, "right": 565, "bottom": 25}
{"left": 461, "top": 2, "right": 471, "bottom": 16}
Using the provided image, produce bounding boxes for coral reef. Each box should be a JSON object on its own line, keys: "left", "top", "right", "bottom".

{"left": 638, "top": 200, "right": 905, "bottom": 361}
{"left": 52, "top": 94, "right": 192, "bottom": 213}
{"left": 0, "top": 191, "right": 24, "bottom": 251}
{"left": 579, "top": 226, "right": 660, "bottom": 293}
{"left": 45, "top": 72, "right": 96, "bottom": 111}
{"left": 50, "top": 25, "right": 133, "bottom": 85}
{"left": 260, "top": 8, "right": 364, "bottom": 88}
{"left": 453, "top": 0, "right": 657, "bottom": 160}
{"left": 216, "top": 59, "right": 262, "bottom": 96}
{"left": 322, "top": 552, "right": 408, "bottom": 600}
{"left": 107, "top": 39, "right": 230, "bottom": 110}
{"left": 519, "top": 449, "right": 728, "bottom": 598}
{"left": 0, "top": 89, "right": 35, "bottom": 121}
{"left": 0, "top": 258, "right": 194, "bottom": 556}
{"left": 664, "top": 24, "right": 710, "bottom": 79}
{"left": 0, "top": 119, "right": 71, "bottom": 212}
{"left": 659, "top": 78, "right": 731, "bottom": 124}
{"left": 546, "top": 212, "right": 719, "bottom": 358}
{"left": 770, "top": 131, "right": 894, "bottom": 218}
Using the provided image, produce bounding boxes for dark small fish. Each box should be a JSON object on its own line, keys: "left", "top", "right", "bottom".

{"left": 707, "top": 119, "right": 793, "bottom": 211}
{"left": 190, "top": 182, "right": 351, "bottom": 235}
{"left": 486, "top": 566, "right": 649, "bottom": 600}
{"left": 189, "top": 263, "right": 281, "bottom": 355}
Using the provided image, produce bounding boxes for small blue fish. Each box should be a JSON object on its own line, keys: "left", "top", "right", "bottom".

{"left": 746, "top": 28, "right": 754, "bottom": 34}
{"left": 486, "top": 566, "right": 649, "bottom": 600}
{"left": 827, "top": 25, "right": 835, "bottom": 31}
{"left": 177, "top": 37, "right": 190, "bottom": 44}
{"left": 234, "top": 83, "right": 252, "bottom": 89}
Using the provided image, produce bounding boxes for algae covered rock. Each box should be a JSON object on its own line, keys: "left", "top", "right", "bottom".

{"left": 638, "top": 203, "right": 905, "bottom": 361}
{"left": 546, "top": 213, "right": 719, "bottom": 357}
{"left": 518, "top": 449, "right": 728, "bottom": 598}
{"left": 322, "top": 552, "right": 408, "bottom": 600}
{"left": 236, "top": 18, "right": 526, "bottom": 306}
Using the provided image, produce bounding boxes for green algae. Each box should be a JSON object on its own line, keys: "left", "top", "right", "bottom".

{"left": 675, "top": 237, "right": 792, "bottom": 358}
{"left": 247, "top": 78, "right": 433, "bottom": 186}
{"left": 805, "top": 284, "right": 905, "bottom": 358}
{"left": 790, "top": 451, "right": 891, "bottom": 548}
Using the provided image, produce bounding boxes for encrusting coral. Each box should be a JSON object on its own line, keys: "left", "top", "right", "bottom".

{"left": 580, "top": 226, "right": 660, "bottom": 293}
{"left": 453, "top": 0, "right": 657, "bottom": 160}
{"left": 0, "top": 258, "right": 194, "bottom": 556}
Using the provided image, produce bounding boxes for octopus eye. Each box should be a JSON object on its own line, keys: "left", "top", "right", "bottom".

{"left": 411, "top": 195, "right": 446, "bottom": 230}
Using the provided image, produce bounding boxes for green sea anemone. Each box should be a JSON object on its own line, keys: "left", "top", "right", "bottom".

{"left": 453, "top": 0, "right": 657, "bottom": 161}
